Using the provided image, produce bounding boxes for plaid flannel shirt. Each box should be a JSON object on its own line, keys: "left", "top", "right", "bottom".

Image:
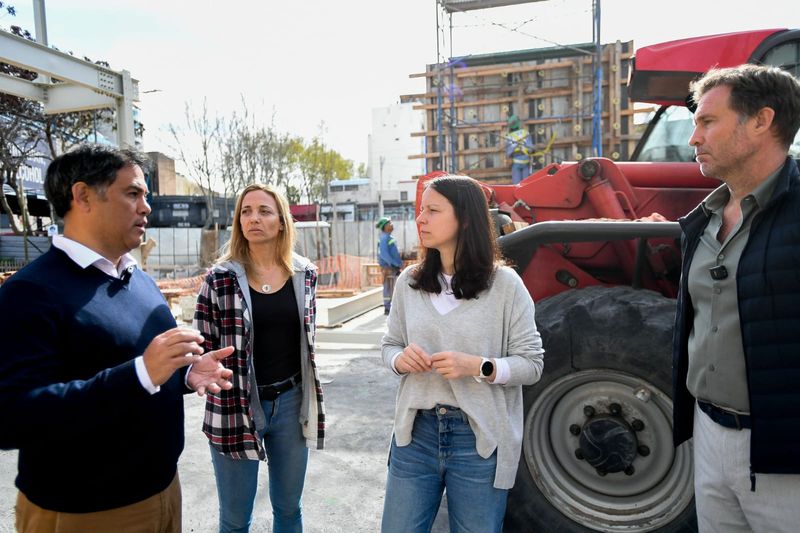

{"left": 194, "top": 258, "right": 324, "bottom": 459}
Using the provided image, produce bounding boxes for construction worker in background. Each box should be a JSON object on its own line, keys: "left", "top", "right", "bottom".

{"left": 376, "top": 217, "right": 402, "bottom": 315}
{"left": 505, "top": 114, "right": 535, "bottom": 185}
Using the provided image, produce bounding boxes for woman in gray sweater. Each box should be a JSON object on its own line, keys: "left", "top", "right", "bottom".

{"left": 380, "top": 175, "right": 545, "bottom": 533}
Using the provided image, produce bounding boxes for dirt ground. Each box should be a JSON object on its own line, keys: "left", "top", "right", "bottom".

{"left": 0, "top": 311, "right": 451, "bottom": 532}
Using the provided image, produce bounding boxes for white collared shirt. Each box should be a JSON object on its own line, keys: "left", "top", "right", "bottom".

{"left": 51, "top": 235, "right": 159, "bottom": 394}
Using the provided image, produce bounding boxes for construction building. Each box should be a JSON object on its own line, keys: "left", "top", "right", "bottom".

{"left": 404, "top": 39, "right": 646, "bottom": 183}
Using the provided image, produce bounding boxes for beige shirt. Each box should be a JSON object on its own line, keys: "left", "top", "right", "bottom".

{"left": 686, "top": 168, "right": 781, "bottom": 413}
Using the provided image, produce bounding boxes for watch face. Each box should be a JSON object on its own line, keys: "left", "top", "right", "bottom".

{"left": 481, "top": 360, "right": 494, "bottom": 376}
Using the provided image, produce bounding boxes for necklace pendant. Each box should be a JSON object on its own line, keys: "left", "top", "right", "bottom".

{"left": 261, "top": 284, "right": 272, "bottom": 293}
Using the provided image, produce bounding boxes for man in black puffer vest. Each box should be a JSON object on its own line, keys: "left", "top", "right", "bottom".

{"left": 672, "top": 64, "right": 800, "bottom": 532}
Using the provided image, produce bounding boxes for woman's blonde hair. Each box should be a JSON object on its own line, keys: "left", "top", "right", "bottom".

{"left": 218, "top": 183, "right": 296, "bottom": 277}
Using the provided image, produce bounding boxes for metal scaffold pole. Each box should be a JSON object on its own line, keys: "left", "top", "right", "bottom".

{"left": 435, "top": 2, "right": 445, "bottom": 172}
{"left": 592, "top": 0, "right": 603, "bottom": 157}
{"left": 448, "top": 11, "right": 457, "bottom": 173}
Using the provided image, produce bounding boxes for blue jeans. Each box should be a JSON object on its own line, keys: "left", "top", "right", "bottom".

{"left": 209, "top": 385, "right": 309, "bottom": 533}
{"left": 381, "top": 405, "right": 508, "bottom": 533}
{"left": 511, "top": 162, "right": 530, "bottom": 184}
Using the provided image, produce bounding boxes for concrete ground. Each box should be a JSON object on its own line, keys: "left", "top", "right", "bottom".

{"left": 0, "top": 307, "right": 451, "bottom": 532}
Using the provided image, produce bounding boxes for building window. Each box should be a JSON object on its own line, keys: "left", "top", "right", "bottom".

{"left": 400, "top": 191, "right": 408, "bottom": 201}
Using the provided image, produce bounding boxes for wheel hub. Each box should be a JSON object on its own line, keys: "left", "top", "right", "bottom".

{"left": 579, "top": 415, "right": 638, "bottom": 474}
{"left": 523, "top": 370, "right": 695, "bottom": 531}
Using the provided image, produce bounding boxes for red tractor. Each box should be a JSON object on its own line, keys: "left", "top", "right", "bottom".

{"left": 415, "top": 28, "right": 800, "bottom": 532}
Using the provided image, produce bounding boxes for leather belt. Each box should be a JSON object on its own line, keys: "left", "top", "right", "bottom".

{"left": 417, "top": 405, "right": 468, "bottom": 422}
{"left": 698, "top": 400, "right": 751, "bottom": 430}
{"left": 257, "top": 372, "right": 301, "bottom": 401}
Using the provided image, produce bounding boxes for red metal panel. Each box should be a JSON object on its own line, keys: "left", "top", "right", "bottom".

{"left": 290, "top": 204, "right": 318, "bottom": 222}
{"left": 630, "top": 29, "right": 785, "bottom": 105}
{"left": 514, "top": 165, "right": 586, "bottom": 208}
{"left": 518, "top": 246, "right": 605, "bottom": 302}
{"left": 617, "top": 162, "right": 719, "bottom": 188}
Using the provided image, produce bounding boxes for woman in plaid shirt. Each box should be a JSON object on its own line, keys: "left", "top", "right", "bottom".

{"left": 193, "top": 184, "right": 325, "bottom": 533}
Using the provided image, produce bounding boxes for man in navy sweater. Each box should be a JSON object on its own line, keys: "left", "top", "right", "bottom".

{"left": 0, "top": 145, "right": 234, "bottom": 532}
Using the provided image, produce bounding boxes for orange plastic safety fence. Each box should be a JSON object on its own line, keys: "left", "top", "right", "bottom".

{"left": 156, "top": 275, "right": 205, "bottom": 292}
{"left": 152, "top": 257, "right": 372, "bottom": 299}
{"left": 316, "top": 254, "right": 366, "bottom": 294}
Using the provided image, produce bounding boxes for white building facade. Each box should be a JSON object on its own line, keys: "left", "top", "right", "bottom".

{"left": 367, "top": 103, "right": 426, "bottom": 205}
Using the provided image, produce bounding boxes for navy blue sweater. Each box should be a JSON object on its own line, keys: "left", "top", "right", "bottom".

{"left": 0, "top": 247, "right": 184, "bottom": 512}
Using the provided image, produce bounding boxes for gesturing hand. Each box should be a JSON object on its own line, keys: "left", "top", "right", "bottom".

{"left": 431, "top": 351, "right": 481, "bottom": 380}
{"left": 187, "top": 346, "right": 235, "bottom": 396}
{"left": 395, "top": 343, "right": 433, "bottom": 374}
{"left": 143, "top": 326, "right": 207, "bottom": 387}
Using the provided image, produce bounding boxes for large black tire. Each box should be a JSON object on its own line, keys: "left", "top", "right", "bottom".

{"left": 505, "top": 286, "right": 697, "bottom": 533}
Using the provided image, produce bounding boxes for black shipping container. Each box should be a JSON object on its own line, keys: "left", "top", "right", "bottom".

{"left": 147, "top": 195, "right": 235, "bottom": 228}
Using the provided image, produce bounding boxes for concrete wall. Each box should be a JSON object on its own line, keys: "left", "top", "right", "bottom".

{"left": 147, "top": 222, "right": 420, "bottom": 277}
{"left": 295, "top": 219, "right": 419, "bottom": 262}
{"left": 0, "top": 223, "right": 420, "bottom": 277}
{"left": 144, "top": 227, "right": 204, "bottom": 267}
{"left": 0, "top": 236, "right": 50, "bottom": 264}
{"left": 141, "top": 228, "right": 231, "bottom": 278}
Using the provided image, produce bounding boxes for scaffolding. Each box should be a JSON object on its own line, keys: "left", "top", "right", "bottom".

{"left": 409, "top": 1, "right": 640, "bottom": 183}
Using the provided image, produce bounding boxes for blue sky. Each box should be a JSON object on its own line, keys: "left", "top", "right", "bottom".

{"left": 1, "top": 0, "right": 795, "bottom": 170}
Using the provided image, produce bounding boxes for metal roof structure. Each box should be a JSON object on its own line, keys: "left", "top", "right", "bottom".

{"left": 440, "top": 0, "right": 546, "bottom": 13}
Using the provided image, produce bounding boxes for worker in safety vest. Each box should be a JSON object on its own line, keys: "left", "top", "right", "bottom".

{"left": 505, "top": 115, "right": 534, "bottom": 185}
{"left": 376, "top": 217, "right": 402, "bottom": 315}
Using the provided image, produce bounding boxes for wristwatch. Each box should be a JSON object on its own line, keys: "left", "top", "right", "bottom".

{"left": 474, "top": 357, "right": 495, "bottom": 382}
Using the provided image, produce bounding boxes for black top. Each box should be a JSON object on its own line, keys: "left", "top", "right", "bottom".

{"left": 250, "top": 280, "right": 301, "bottom": 386}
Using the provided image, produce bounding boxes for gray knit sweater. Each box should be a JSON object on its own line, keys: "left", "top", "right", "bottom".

{"left": 381, "top": 266, "right": 544, "bottom": 489}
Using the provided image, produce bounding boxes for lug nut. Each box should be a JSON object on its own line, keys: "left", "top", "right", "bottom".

{"left": 624, "top": 465, "right": 636, "bottom": 476}
{"left": 632, "top": 419, "right": 645, "bottom": 431}
{"left": 596, "top": 468, "right": 607, "bottom": 477}
{"left": 569, "top": 424, "right": 581, "bottom": 436}
{"left": 638, "top": 445, "right": 651, "bottom": 457}
{"left": 575, "top": 449, "right": 585, "bottom": 460}
{"left": 609, "top": 403, "right": 622, "bottom": 416}
{"left": 583, "top": 405, "right": 596, "bottom": 418}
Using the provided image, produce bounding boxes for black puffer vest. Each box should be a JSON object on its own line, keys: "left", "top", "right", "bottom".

{"left": 673, "top": 157, "right": 800, "bottom": 475}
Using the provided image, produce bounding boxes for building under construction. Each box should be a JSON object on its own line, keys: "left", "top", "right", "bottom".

{"left": 404, "top": 39, "right": 646, "bottom": 183}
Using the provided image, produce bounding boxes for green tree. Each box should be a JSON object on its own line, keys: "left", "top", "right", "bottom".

{"left": 296, "top": 132, "right": 354, "bottom": 203}
{"left": 284, "top": 184, "right": 301, "bottom": 205}
{"left": 218, "top": 103, "right": 303, "bottom": 202}
{"left": 169, "top": 103, "right": 354, "bottom": 212}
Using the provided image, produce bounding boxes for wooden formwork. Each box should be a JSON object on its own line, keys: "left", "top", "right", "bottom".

{"left": 404, "top": 41, "right": 649, "bottom": 184}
